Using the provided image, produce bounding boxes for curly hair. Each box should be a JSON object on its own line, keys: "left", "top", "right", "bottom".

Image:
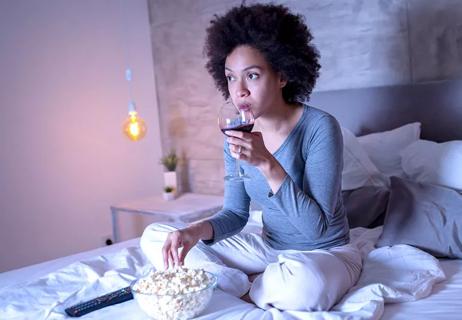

{"left": 204, "top": 4, "right": 320, "bottom": 104}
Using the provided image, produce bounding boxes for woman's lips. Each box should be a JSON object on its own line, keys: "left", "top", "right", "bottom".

{"left": 238, "top": 103, "right": 251, "bottom": 110}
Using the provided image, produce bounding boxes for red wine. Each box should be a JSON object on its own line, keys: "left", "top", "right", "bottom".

{"left": 221, "top": 123, "right": 254, "bottom": 134}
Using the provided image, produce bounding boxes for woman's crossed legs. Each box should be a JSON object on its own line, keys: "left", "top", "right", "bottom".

{"left": 140, "top": 223, "right": 361, "bottom": 311}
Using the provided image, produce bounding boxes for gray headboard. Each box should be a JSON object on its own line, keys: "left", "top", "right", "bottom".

{"left": 311, "top": 79, "right": 462, "bottom": 142}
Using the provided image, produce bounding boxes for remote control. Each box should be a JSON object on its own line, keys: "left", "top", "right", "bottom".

{"left": 65, "top": 286, "right": 133, "bottom": 317}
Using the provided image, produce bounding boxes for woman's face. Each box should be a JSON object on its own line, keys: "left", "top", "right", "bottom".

{"left": 224, "top": 45, "right": 286, "bottom": 118}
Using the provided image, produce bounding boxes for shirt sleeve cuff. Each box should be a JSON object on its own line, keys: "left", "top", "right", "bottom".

{"left": 201, "top": 217, "right": 223, "bottom": 246}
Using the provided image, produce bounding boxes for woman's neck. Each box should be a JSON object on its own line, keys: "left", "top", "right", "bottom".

{"left": 255, "top": 102, "right": 303, "bottom": 135}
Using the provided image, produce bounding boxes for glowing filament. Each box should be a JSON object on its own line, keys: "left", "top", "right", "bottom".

{"left": 123, "top": 111, "right": 147, "bottom": 141}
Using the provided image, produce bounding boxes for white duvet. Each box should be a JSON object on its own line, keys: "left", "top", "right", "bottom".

{"left": 0, "top": 227, "right": 445, "bottom": 320}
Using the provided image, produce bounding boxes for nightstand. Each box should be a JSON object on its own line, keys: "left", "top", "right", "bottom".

{"left": 110, "top": 193, "right": 223, "bottom": 242}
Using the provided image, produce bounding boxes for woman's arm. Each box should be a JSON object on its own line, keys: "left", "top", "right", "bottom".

{"left": 268, "top": 115, "right": 344, "bottom": 239}
{"left": 161, "top": 141, "right": 251, "bottom": 268}
{"left": 258, "top": 155, "right": 287, "bottom": 194}
{"left": 226, "top": 114, "right": 343, "bottom": 240}
{"left": 201, "top": 141, "right": 251, "bottom": 245}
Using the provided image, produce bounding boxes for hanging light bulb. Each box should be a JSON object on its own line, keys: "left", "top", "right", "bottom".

{"left": 122, "top": 68, "right": 147, "bottom": 141}
{"left": 118, "top": 2, "right": 148, "bottom": 142}
{"left": 123, "top": 101, "right": 147, "bottom": 141}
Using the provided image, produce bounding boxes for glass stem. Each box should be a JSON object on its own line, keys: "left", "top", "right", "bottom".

{"left": 235, "top": 159, "right": 242, "bottom": 177}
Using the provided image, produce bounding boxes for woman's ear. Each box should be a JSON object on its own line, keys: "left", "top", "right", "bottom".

{"left": 279, "top": 73, "right": 287, "bottom": 88}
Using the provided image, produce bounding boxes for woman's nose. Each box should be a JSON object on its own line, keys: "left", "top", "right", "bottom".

{"left": 236, "top": 82, "right": 250, "bottom": 98}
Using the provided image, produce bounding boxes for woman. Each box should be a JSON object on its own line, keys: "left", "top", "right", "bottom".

{"left": 141, "top": 4, "right": 362, "bottom": 311}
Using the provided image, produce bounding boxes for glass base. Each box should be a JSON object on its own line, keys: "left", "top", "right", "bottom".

{"left": 224, "top": 174, "right": 251, "bottom": 182}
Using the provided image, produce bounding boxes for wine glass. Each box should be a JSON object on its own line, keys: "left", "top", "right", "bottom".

{"left": 218, "top": 100, "right": 255, "bottom": 181}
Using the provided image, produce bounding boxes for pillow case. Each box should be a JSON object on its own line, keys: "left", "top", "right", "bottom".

{"left": 341, "top": 127, "right": 388, "bottom": 190}
{"left": 401, "top": 139, "right": 462, "bottom": 191}
{"left": 357, "top": 122, "right": 421, "bottom": 177}
{"left": 342, "top": 186, "right": 389, "bottom": 228}
{"left": 377, "top": 176, "right": 462, "bottom": 259}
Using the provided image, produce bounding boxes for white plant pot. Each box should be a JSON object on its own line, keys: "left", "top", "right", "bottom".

{"left": 163, "top": 192, "right": 175, "bottom": 201}
{"left": 163, "top": 171, "right": 178, "bottom": 195}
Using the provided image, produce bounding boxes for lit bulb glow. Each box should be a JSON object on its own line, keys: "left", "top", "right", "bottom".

{"left": 123, "top": 111, "right": 147, "bottom": 141}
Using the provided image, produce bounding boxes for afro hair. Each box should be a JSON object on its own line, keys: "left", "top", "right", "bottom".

{"left": 204, "top": 3, "right": 321, "bottom": 103}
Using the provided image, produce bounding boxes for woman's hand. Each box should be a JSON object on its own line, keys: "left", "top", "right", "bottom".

{"left": 162, "top": 221, "right": 213, "bottom": 269}
{"left": 226, "top": 131, "right": 272, "bottom": 168}
{"left": 226, "top": 130, "right": 287, "bottom": 193}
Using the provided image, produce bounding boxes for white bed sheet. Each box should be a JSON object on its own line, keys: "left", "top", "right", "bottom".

{"left": 381, "top": 259, "right": 462, "bottom": 320}
{"left": 0, "top": 227, "right": 459, "bottom": 320}
{"left": 0, "top": 239, "right": 140, "bottom": 289}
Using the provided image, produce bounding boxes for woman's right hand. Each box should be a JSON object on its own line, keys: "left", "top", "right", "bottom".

{"left": 162, "top": 221, "right": 213, "bottom": 269}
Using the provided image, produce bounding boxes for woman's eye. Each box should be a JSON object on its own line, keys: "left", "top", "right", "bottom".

{"left": 226, "top": 75, "right": 235, "bottom": 82}
{"left": 248, "top": 73, "right": 259, "bottom": 80}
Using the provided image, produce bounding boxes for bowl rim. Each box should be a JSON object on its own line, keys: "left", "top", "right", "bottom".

{"left": 130, "top": 270, "right": 218, "bottom": 297}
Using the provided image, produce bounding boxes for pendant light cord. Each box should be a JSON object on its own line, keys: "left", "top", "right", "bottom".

{"left": 119, "top": 0, "right": 135, "bottom": 110}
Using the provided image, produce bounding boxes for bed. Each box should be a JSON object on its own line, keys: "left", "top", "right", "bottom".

{"left": 1, "top": 79, "right": 462, "bottom": 319}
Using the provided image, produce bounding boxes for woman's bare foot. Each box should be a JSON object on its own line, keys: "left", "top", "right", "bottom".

{"left": 248, "top": 272, "right": 262, "bottom": 283}
{"left": 240, "top": 273, "right": 262, "bottom": 304}
{"left": 240, "top": 291, "right": 253, "bottom": 303}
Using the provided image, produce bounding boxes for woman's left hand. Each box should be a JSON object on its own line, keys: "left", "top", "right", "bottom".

{"left": 226, "top": 130, "right": 272, "bottom": 169}
{"left": 226, "top": 130, "right": 288, "bottom": 193}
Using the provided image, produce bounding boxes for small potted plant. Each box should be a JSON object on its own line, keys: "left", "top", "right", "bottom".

{"left": 163, "top": 186, "right": 176, "bottom": 201}
{"left": 160, "top": 150, "right": 178, "bottom": 196}
{"left": 160, "top": 150, "right": 177, "bottom": 172}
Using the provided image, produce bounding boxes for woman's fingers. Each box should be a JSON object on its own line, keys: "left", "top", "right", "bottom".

{"left": 227, "top": 137, "right": 251, "bottom": 149}
{"left": 225, "top": 130, "right": 252, "bottom": 141}
{"left": 170, "top": 236, "right": 181, "bottom": 267}
{"left": 167, "top": 250, "right": 174, "bottom": 269}
{"left": 179, "top": 242, "right": 193, "bottom": 265}
{"left": 228, "top": 139, "right": 251, "bottom": 160}
{"left": 162, "top": 232, "right": 181, "bottom": 269}
{"left": 227, "top": 131, "right": 271, "bottom": 165}
{"left": 232, "top": 144, "right": 246, "bottom": 154}
{"left": 162, "top": 228, "right": 200, "bottom": 269}
{"left": 230, "top": 147, "right": 245, "bottom": 160}
{"left": 162, "top": 239, "right": 171, "bottom": 270}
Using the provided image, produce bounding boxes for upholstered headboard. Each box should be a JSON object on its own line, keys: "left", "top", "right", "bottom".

{"left": 311, "top": 79, "right": 462, "bottom": 142}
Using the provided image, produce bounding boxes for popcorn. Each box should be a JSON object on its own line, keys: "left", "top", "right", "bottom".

{"left": 132, "top": 267, "right": 216, "bottom": 320}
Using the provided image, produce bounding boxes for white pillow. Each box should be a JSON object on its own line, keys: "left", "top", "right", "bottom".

{"left": 341, "top": 127, "right": 388, "bottom": 190}
{"left": 357, "top": 122, "right": 421, "bottom": 177}
{"left": 401, "top": 139, "right": 462, "bottom": 191}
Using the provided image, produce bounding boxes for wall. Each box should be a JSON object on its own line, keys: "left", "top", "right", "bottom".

{"left": 147, "top": 0, "right": 462, "bottom": 195}
{"left": 0, "top": 0, "right": 164, "bottom": 271}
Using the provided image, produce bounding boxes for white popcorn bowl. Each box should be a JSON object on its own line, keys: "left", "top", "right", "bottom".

{"left": 131, "top": 271, "right": 217, "bottom": 320}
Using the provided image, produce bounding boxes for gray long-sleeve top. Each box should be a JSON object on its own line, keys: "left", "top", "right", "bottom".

{"left": 205, "top": 105, "right": 349, "bottom": 250}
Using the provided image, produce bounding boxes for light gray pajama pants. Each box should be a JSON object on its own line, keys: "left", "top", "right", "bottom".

{"left": 140, "top": 223, "right": 362, "bottom": 312}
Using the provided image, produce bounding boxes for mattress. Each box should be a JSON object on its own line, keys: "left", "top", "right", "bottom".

{"left": 0, "top": 228, "right": 461, "bottom": 320}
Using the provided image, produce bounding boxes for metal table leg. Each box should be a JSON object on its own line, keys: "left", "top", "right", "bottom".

{"left": 111, "top": 207, "right": 120, "bottom": 243}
